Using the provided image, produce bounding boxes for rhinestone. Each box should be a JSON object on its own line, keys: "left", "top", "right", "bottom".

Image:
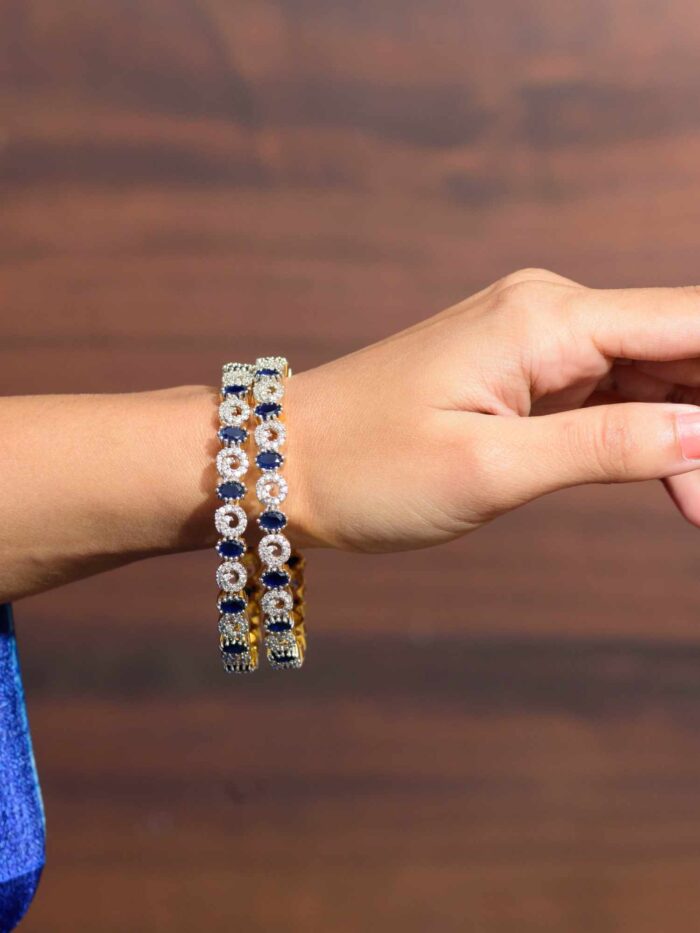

{"left": 216, "top": 539, "right": 245, "bottom": 559}
{"left": 256, "top": 471, "right": 287, "bottom": 507}
{"left": 219, "top": 615, "right": 249, "bottom": 638}
{"left": 221, "top": 641, "right": 247, "bottom": 656}
{"left": 256, "top": 451, "right": 283, "bottom": 471}
{"left": 262, "top": 569, "right": 291, "bottom": 589}
{"left": 216, "top": 560, "right": 248, "bottom": 592}
{"left": 265, "top": 614, "right": 293, "bottom": 633}
{"left": 219, "top": 426, "right": 247, "bottom": 445}
{"left": 258, "top": 510, "right": 287, "bottom": 531}
{"left": 261, "top": 589, "right": 293, "bottom": 615}
{"left": 217, "top": 481, "right": 245, "bottom": 500}
{"left": 254, "top": 420, "right": 286, "bottom": 451}
{"left": 219, "top": 397, "right": 251, "bottom": 427}
{"left": 222, "top": 655, "right": 255, "bottom": 674}
{"left": 255, "top": 355, "right": 287, "bottom": 375}
{"left": 215, "top": 503, "right": 247, "bottom": 538}
{"left": 218, "top": 595, "right": 246, "bottom": 614}
{"left": 253, "top": 376, "right": 284, "bottom": 405}
{"left": 221, "top": 643, "right": 255, "bottom": 673}
{"left": 222, "top": 363, "right": 254, "bottom": 388}
{"left": 255, "top": 402, "right": 282, "bottom": 420}
{"left": 216, "top": 447, "right": 249, "bottom": 482}
{"left": 258, "top": 533, "right": 291, "bottom": 567}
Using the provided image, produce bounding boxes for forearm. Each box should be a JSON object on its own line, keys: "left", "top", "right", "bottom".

{"left": 0, "top": 386, "right": 222, "bottom": 602}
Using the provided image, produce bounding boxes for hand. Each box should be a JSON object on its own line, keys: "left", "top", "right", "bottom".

{"left": 287, "top": 268, "right": 700, "bottom": 552}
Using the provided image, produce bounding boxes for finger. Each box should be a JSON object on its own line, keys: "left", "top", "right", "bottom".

{"left": 480, "top": 402, "right": 700, "bottom": 504}
{"left": 664, "top": 471, "right": 700, "bottom": 527}
{"left": 578, "top": 286, "right": 700, "bottom": 362}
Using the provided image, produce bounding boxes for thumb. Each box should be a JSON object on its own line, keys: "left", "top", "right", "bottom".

{"left": 496, "top": 402, "right": 700, "bottom": 501}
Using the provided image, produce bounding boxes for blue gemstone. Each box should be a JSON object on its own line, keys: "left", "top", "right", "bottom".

{"left": 219, "top": 426, "right": 247, "bottom": 444}
{"left": 271, "top": 652, "right": 294, "bottom": 665}
{"left": 219, "top": 597, "right": 246, "bottom": 614}
{"left": 256, "top": 367, "right": 279, "bottom": 376}
{"left": 262, "top": 569, "right": 290, "bottom": 589}
{"left": 267, "top": 617, "right": 292, "bottom": 633}
{"left": 223, "top": 384, "right": 247, "bottom": 396}
{"left": 258, "top": 510, "right": 287, "bottom": 531}
{"left": 287, "top": 553, "right": 301, "bottom": 569}
{"left": 222, "top": 642, "right": 246, "bottom": 655}
{"left": 256, "top": 451, "right": 283, "bottom": 471}
{"left": 217, "top": 539, "right": 245, "bottom": 558}
{"left": 217, "top": 481, "right": 245, "bottom": 500}
{"left": 255, "top": 402, "right": 282, "bottom": 420}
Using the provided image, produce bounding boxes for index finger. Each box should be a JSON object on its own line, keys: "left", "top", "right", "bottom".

{"left": 578, "top": 286, "right": 700, "bottom": 362}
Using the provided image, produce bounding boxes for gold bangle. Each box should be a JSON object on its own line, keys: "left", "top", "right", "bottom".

{"left": 252, "top": 356, "right": 306, "bottom": 669}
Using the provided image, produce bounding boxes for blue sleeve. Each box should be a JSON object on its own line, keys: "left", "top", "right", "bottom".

{"left": 0, "top": 603, "right": 45, "bottom": 931}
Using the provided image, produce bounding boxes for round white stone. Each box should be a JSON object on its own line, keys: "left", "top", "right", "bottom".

{"left": 219, "top": 397, "right": 251, "bottom": 427}
{"left": 261, "top": 589, "right": 293, "bottom": 615}
{"left": 253, "top": 376, "right": 284, "bottom": 405}
{"left": 216, "top": 560, "right": 248, "bottom": 593}
{"left": 216, "top": 447, "right": 249, "bottom": 482}
{"left": 258, "top": 533, "right": 291, "bottom": 567}
{"left": 254, "top": 419, "right": 286, "bottom": 452}
{"left": 214, "top": 503, "right": 247, "bottom": 538}
{"left": 256, "top": 471, "right": 288, "bottom": 507}
{"left": 219, "top": 615, "right": 249, "bottom": 638}
{"left": 221, "top": 363, "right": 253, "bottom": 388}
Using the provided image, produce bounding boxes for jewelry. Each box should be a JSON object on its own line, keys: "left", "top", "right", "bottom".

{"left": 252, "top": 356, "right": 306, "bottom": 669}
{"left": 216, "top": 363, "right": 259, "bottom": 673}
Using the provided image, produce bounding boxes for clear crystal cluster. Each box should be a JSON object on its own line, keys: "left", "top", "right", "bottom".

{"left": 216, "top": 447, "right": 249, "bottom": 482}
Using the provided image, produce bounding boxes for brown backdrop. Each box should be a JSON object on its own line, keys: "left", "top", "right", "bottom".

{"left": 4, "top": 2, "right": 700, "bottom": 931}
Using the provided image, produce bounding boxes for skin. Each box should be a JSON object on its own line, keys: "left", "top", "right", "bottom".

{"left": 4, "top": 267, "right": 700, "bottom": 602}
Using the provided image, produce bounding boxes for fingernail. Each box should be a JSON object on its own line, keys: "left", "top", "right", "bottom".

{"left": 678, "top": 411, "right": 700, "bottom": 460}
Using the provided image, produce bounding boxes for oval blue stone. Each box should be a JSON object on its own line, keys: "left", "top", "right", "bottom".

{"left": 258, "top": 510, "right": 287, "bottom": 531}
{"left": 223, "top": 384, "right": 247, "bottom": 396}
{"left": 255, "top": 402, "right": 282, "bottom": 420}
{"left": 267, "top": 617, "right": 292, "bottom": 633}
{"left": 287, "top": 553, "right": 301, "bottom": 569}
{"left": 256, "top": 367, "right": 279, "bottom": 376}
{"left": 222, "top": 642, "right": 246, "bottom": 655}
{"left": 217, "top": 481, "right": 245, "bottom": 500}
{"left": 256, "top": 451, "right": 283, "bottom": 470}
{"left": 219, "top": 426, "right": 247, "bottom": 444}
{"left": 262, "top": 569, "right": 290, "bottom": 589}
{"left": 271, "top": 652, "right": 294, "bottom": 665}
{"left": 219, "top": 597, "right": 246, "bottom": 614}
{"left": 217, "top": 539, "right": 245, "bottom": 558}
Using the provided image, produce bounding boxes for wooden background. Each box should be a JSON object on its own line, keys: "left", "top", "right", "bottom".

{"left": 4, "top": 1, "right": 700, "bottom": 930}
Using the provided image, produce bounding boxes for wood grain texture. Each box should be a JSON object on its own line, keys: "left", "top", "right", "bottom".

{"left": 4, "top": 2, "right": 700, "bottom": 930}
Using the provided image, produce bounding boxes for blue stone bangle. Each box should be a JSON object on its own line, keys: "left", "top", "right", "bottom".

{"left": 216, "top": 362, "right": 259, "bottom": 673}
{"left": 252, "top": 356, "right": 307, "bottom": 670}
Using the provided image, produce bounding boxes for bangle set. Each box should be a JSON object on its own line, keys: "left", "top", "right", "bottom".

{"left": 215, "top": 357, "right": 306, "bottom": 673}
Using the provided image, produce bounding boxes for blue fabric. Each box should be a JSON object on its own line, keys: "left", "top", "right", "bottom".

{"left": 0, "top": 604, "right": 44, "bottom": 931}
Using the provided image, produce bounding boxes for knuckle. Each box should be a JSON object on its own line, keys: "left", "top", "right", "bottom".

{"left": 499, "top": 267, "right": 557, "bottom": 288}
{"left": 489, "top": 278, "right": 555, "bottom": 335}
